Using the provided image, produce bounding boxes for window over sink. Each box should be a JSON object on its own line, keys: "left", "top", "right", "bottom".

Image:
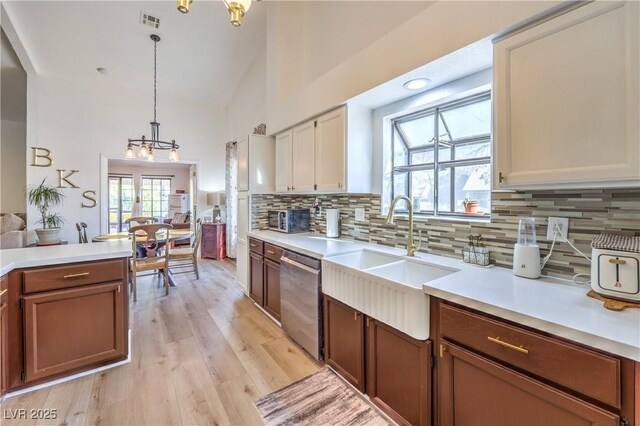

{"left": 386, "top": 91, "right": 491, "bottom": 219}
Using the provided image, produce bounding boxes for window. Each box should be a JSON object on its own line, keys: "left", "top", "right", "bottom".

{"left": 108, "top": 175, "right": 134, "bottom": 233}
{"left": 389, "top": 92, "right": 491, "bottom": 217}
{"left": 140, "top": 177, "right": 172, "bottom": 221}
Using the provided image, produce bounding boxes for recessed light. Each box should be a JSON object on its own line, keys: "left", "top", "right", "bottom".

{"left": 96, "top": 67, "right": 108, "bottom": 75}
{"left": 403, "top": 78, "right": 430, "bottom": 91}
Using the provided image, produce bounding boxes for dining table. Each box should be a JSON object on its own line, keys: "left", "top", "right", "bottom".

{"left": 92, "top": 229, "right": 193, "bottom": 287}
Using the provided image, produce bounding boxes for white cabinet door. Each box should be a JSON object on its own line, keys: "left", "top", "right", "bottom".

{"left": 248, "top": 135, "right": 276, "bottom": 194}
{"left": 236, "top": 240, "right": 248, "bottom": 294}
{"left": 237, "top": 137, "right": 249, "bottom": 191}
{"left": 275, "top": 130, "right": 293, "bottom": 193}
{"left": 236, "top": 191, "right": 249, "bottom": 293}
{"left": 493, "top": 1, "right": 639, "bottom": 189}
{"left": 292, "top": 121, "right": 316, "bottom": 192}
{"left": 315, "top": 107, "right": 346, "bottom": 192}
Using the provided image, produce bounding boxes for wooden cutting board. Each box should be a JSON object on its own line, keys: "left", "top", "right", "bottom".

{"left": 587, "top": 290, "right": 640, "bottom": 311}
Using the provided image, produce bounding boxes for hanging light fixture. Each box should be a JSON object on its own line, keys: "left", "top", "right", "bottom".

{"left": 176, "top": 0, "right": 254, "bottom": 27}
{"left": 125, "top": 35, "right": 180, "bottom": 162}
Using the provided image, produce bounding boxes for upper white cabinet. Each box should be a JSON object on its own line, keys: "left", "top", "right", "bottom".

{"left": 276, "top": 105, "right": 372, "bottom": 194}
{"left": 292, "top": 121, "right": 316, "bottom": 192}
{"left": 493, "top": 1, "right": 639, "bottom": 189}
{"left": 236, "top": 134, "right": 275, "bottom": 194}
{"left": 275, "top": 130, "right": 293, "bottom": 192}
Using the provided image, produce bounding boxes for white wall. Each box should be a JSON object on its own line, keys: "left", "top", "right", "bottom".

{"left": 265, "top": 1, "right": 562, "bottom": 134}
{"left": 107, "top": 163, "right": 191, "bottom": 194}
{"left": 26, "top": 72, "right": 226, "bottom": 242}
{"left": 0, "top": 120, "right": 27, "bottom": 213}
{"left": 226, "top": 48, "right": 267, "bottom": 142}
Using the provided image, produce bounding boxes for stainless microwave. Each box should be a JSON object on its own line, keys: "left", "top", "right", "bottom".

{"left": 268, "top": 209, "right": 311, "bottom": 233}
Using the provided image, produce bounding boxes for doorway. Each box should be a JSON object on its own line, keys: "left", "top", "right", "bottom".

{"left": 108, "top": 175, "right": 134, "bottom": 233}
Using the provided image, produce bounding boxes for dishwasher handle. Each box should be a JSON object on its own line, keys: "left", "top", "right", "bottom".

{"left": 281, "top": 256, "right": 321, "bottom": 275}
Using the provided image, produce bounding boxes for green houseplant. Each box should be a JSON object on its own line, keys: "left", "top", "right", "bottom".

{"left": 28, "top": 178, "right": 65, "bottom": 244}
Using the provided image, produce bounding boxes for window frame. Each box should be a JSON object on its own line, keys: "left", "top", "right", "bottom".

{"left": 390, "top": 91, "right": 492, "bottom": 218}
{"left": 140, "top": 176, "right": 173, "bottom": 220}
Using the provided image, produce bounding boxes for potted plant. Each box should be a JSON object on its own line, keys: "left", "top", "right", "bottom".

{"left": 28, "top": 178, "right": 65, "bottom": 244}
{"left": 462, "top": 197, "right": 480, "bottom": 214}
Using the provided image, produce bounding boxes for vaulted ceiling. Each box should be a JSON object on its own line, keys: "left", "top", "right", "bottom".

{"left": 2, "top": 1, "right": 267, "bottom": 106}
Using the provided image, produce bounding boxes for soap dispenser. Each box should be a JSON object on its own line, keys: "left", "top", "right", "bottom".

{"left": 513, "top": 217, "right": 541, "bottom": 279}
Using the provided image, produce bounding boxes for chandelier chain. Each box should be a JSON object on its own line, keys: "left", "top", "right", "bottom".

{"left": 153, "top": 37, "right": 157, "bottom": 122}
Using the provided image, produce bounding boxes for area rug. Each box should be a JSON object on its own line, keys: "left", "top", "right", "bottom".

{"left": 254, "top": 367, "right": 389, "bottom": 426}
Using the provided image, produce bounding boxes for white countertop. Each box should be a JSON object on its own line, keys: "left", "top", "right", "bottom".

{"left": 248, "top": 230, "right": 640, "bottom": 361}
{"left": 0, "top": 240, "right": 132, "bottom": 276}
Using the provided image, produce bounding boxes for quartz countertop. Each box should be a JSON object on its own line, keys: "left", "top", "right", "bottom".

{"left": 247, "top": 230, "right": 640, "bottom": 361}
{"left": 0, "top": 240, "right": 132, "bottom": 276}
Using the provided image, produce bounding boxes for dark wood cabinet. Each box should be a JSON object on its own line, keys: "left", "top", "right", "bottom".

{"left": 249, "top": 239, "right": 282, "bottom": 321}
{"left": 249, "top": 252, "right": 264, "bottom": 305}
{"left": 6, "top": 258, "right": 129, "bottom": 391}
{"left": 438, "top": 341, "right": 619, "bottom": 425}
{"left": 324, "top": 295, "right": 365, "bottom": 392}
{"left": 434, "top": 299, "right": 636, "bottom": 426}
{"left": 0, "top": 274, "right": 8, "bottom": 398}
{"left": 23, "top": 281, "right": 126, "bottom": 383}
{"left": 367, "top": 318, "right": 431, "bottom": 426}
{"left": 263, "top": 258, "right": 281, "bottom": 321}
{"left": 201, "top": 223, "right": 226, "bottom": 260}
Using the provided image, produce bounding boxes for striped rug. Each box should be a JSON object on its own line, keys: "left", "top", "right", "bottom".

{"left": 254, "top": 367, "right": 389, "bottom": 426}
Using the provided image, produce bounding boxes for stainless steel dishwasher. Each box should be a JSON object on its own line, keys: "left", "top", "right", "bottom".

{"left": 280, "top": 249, "right": 323, "bottom": 360}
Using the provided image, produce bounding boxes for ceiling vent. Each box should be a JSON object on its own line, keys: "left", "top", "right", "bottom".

{"left": 140, "top": 12, "right": 160, "bottom": 29}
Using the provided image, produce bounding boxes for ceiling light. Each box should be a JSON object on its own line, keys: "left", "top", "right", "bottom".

{"left": 125, "top": 35, "right": 180, "bottom": 162}
{"left": 177, "top": 0, "right": 254, "bottom": 27}
{"left": 177, "top": 0, "right": 192, "bottom": 14}
{"left": 403, "top": 78, "right": 430, "bottom": 91}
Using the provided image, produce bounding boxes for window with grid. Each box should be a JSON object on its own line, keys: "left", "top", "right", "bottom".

{"left": 140, "top": 177, "right": 172, "bottom": 221}
{"left": 389, "top": 92, "right": 491, "bottom": 218}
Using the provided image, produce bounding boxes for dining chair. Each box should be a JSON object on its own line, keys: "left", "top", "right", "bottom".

{"left": 129, "top": 223, "right": 172, "bottom": 301}
{"left": 168, "top": 219, "right": 202, "bottom": 279}
{"left": 76, "top": 222, "right": 88, "bottom": 243}
{"left": 125, "top": 216, "right": 159, "bottom": 228}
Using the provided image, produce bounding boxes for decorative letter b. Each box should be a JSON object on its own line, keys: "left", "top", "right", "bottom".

{"left": 31, "top": 147, "right": 53, "bottom": 167}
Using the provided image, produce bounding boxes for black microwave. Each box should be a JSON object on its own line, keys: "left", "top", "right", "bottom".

{"left": 267, "top": 209, "right": 311, "bottom": 233}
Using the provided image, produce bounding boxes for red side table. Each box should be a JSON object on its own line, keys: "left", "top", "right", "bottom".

{"left": 201, "top": 223, "right": 226, "bottom": 260}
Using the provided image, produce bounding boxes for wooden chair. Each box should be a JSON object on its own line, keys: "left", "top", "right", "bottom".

{"left": 168, "top": 219, "right": 202, "bottom": 279}
{"left": 125, "top": 216, "right": 159, "bottom": 228}
{"left": 129, "top": 223, "right": 172, "bottom": 301}
{"left": 76, "top": 222, "right": 88, "bottom": 243}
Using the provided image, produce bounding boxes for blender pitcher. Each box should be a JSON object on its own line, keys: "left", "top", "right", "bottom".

{"left": 513, "top": 217, "right": 541, "bottom": 278}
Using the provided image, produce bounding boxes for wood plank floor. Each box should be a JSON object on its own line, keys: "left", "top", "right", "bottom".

{"left": 1, "top": 259, "right": 321, "bottom": 425}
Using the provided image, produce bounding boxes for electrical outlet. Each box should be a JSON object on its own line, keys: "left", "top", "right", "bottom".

{"left": 547, "top": 217, "right": 569, "bottom": 242}
{"left": 355, "top": 207, "right": 365, "bottom": 222}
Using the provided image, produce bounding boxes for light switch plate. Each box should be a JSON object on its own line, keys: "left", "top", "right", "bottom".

{"left": 355, "top": 207, "right": 365, "bottom": 222}
{"left": 547, "top": 217, "right": 569, "bottom": 242}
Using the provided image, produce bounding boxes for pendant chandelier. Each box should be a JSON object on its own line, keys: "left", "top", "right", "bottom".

{"left": 177, "top": 0, "right": 253, "bottom": 27}
{"left": 125, "top": 34, "right": 180, "bottom": 162}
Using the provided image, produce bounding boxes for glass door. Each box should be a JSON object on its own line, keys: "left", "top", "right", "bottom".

{"left": 140, "top": 176, "right": 172, "bottom": 221}
{"left": 108, "top": 175, "right": 134, "bottom": 233}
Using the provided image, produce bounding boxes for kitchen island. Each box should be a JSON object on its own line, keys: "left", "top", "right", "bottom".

{"left": 0, "top": 241, "right": 131, "bottom": 397}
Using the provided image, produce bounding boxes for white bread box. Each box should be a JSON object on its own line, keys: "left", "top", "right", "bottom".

{"left": 590, "top": 234, "right": 640, "bottom": 302}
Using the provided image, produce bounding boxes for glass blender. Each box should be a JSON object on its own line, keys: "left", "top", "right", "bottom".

{"left": 513, "top": 217, "right": 541, "bottom": 278}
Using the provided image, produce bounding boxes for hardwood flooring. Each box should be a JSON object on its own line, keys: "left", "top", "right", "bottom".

{"left": 1, "top": 259, "right": 321, "bottom": 425}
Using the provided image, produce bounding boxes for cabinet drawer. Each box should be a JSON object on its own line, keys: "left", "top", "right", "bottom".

{"left": 439, "top": 304, "right": 621, "bottom": 408}
{"left": 23, "top": 259, "right": 125, "bottom": 294}
{"left": 249, "top": 238, "right": 264, "bottom": 255}
{"left": 264, "top": 243, "right": 283, "bottom": 263}
{"left": 0, "top": 275, "right": 7, "bottom": 307}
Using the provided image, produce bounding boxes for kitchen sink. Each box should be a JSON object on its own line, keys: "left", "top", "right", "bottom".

{"left": 322, "top": 249, "right": 460, "bottom": 340}
{"left": 326, "top": 249, "right": 400, "bottom": 270}
{"left": 367, "top": 260, "right": 457, "bottom": 288}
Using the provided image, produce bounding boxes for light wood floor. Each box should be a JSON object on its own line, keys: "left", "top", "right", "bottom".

{"left": 1, "top": 259, "right": 321, "bottom": 425}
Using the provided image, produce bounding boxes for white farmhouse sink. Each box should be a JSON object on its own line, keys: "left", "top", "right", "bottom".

{"left": 322, "top": 249, "right": 459, "bottom": 340}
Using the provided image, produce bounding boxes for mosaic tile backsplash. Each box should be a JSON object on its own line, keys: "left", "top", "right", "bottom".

{"left": 251, "top": 190, "right": 640, "bottom": 279}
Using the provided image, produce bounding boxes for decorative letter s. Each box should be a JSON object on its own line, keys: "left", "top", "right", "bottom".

{"left": 81, "top": 190, "right": 97, "bottom": 208}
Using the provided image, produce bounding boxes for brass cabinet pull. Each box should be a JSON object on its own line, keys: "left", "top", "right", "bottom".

{"left": 63, "top": 272, "right": 90, "bottom": 279}
{"left": 366, "top": 317, "right": 370, "bottom": 327}
{"left": 0, "top": 289, "right": 7, "bottom": 297}
{"left": 439, "top": 344, "right": 446, "bottom": 358}
{"left": 498, "top": 172, "right": 504, "bottom": 183}
{"left": 487, "top": 336, "right": 529, "bottom": 354}
{"left": 609, "top": 258, "right": 627, "bottom": 265}
{"left": 354, "top": 311, "right": 360, "bottom": 321}
{"left": 266, "top": 250, "right": 276, "bottom": 254}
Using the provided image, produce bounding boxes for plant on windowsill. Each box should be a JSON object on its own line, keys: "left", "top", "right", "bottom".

{"left": 28, "top": 178, "right": 65, "bottom": 245}
{"left": 462, "top": 198, "right": 480, "bottom": 214}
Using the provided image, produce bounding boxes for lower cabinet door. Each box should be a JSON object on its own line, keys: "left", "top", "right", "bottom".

{"left": 0, "top": 301, "right": 7, "bottom": 397}
{"left": 263, "top": 259, "right": 281, "bottom": 321}
{"left": 437, "top": 341, "right": 620, "bottom": 426}
{"left": 23, "top": 281, "right": 126, "bottom": 383}
{"left": 249, "top": 252, "right": 264, "bottom": 305}
{"left": 366, "top": 319, "right": 431, "bottom": 426}
{"left": 323, "top": 296, "right": 365, "bottom": 392}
